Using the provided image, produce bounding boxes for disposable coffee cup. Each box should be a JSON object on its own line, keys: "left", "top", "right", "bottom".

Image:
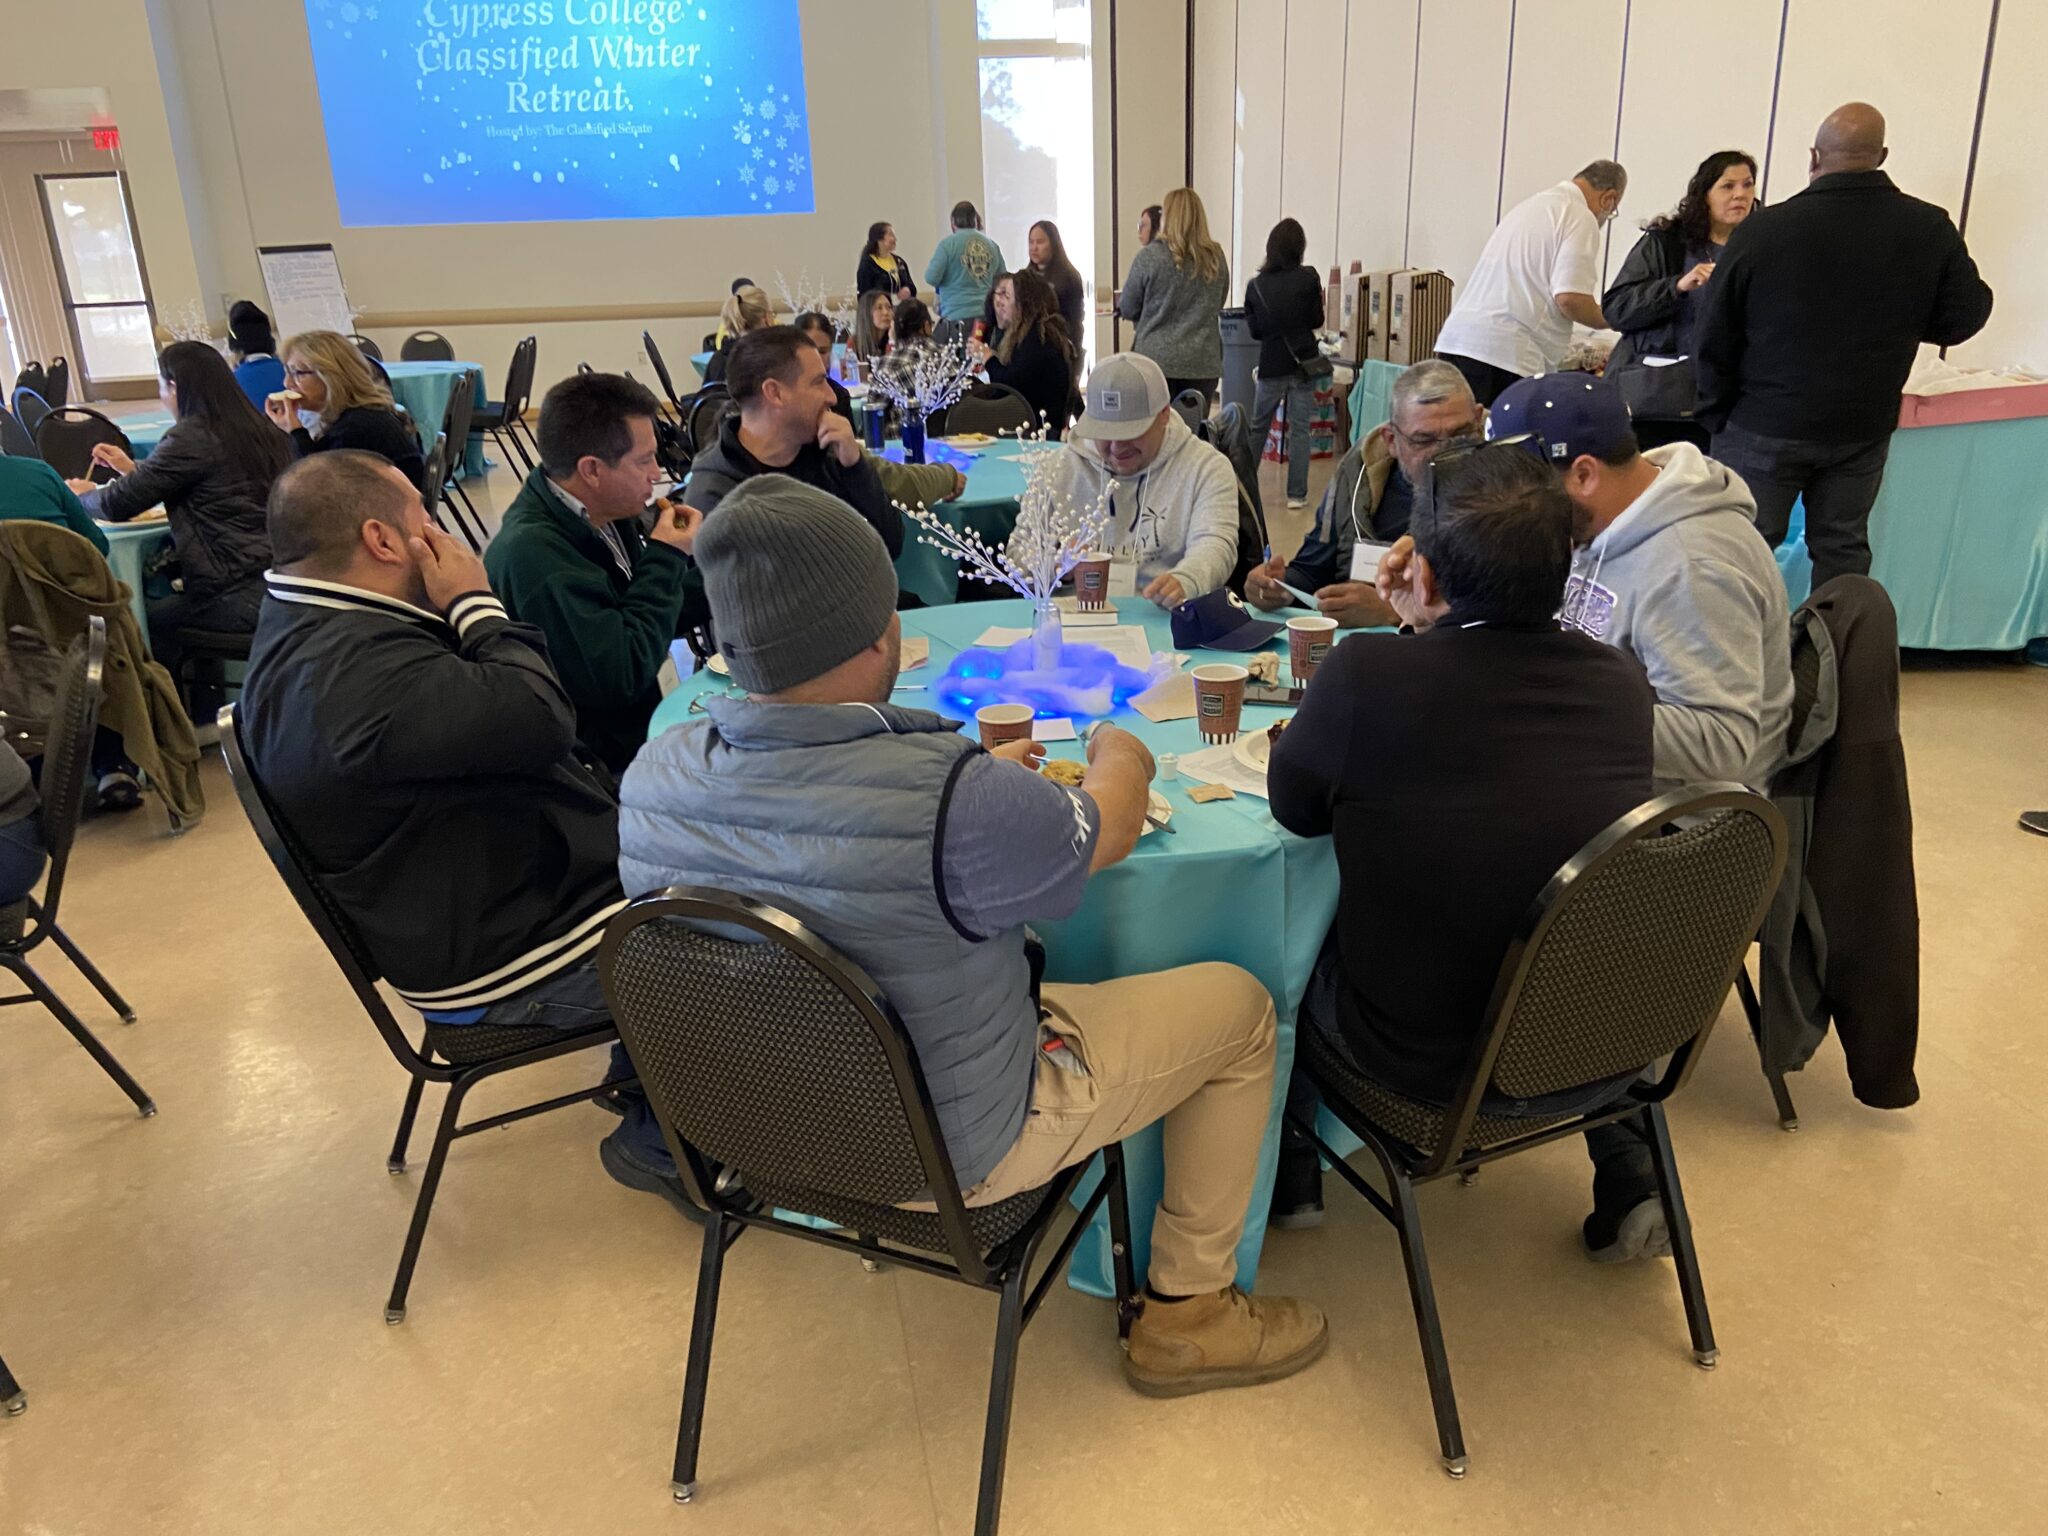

{"left": 1191, "top": 664, "right": 1249, "bottom": 744}
{"left": 1073, "top": 553, "right": 1112, "bottom": 611}
{"left": 1286, "top": 615, "right": 1340, "bottom": 683}
{"left": 977, "top": 702, "right": 1035, "bottom": 749}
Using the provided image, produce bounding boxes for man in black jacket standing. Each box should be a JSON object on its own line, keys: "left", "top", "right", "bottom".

{"left": 241, "top": 450, "right": 685, "bottom": 1210}
{"left": 1695, "top": 102, "right": 1993, "bottom": 589}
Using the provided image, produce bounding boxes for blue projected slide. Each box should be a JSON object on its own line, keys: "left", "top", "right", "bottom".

{"left": 302, "top": 0, "right": 815, "bottom": 227}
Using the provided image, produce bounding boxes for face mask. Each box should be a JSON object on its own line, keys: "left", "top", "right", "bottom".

{"left": 297, "top": 409, "right": 325, "bottom": 435}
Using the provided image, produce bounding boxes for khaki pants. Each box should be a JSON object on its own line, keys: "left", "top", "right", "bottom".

{"left": 963, "top": 962, "right": 1277, "bottom": 1296}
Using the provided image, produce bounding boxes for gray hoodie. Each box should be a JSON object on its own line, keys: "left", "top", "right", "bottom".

{"left": 1560, "top": 443, "right": 1792, "bottom": 791}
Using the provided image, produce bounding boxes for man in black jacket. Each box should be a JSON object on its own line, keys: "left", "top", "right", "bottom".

{"left": 1695, "top": 102, "right": 1993, "bottom": 589}
{"left": 240, "top": 450, "right": 684, "bottom": 1209}
{"left": 1266, "top": 442, "right": 1671, "bottom": 1261}
{"left": 682, "top": 326, "right": 904, "bottom": 559}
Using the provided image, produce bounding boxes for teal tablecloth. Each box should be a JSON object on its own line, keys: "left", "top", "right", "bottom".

{"left": 99, "top": 522, "right": 171, "bottom": 650}
{"left": 1349, "top": 360, "right": 2048, "bottom": 651}
{"left": 883, "top": 436, "right": 1031, "bottom": 605}
{"left": 647, "top": 596, "right": 1343, "bottom": 1293}
{"left": 124, "top": 360, "right": 491, "bottom": 479}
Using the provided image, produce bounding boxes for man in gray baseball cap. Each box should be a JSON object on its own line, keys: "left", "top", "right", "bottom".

{"left": 1023, "top": 352, "right": 1243, "bottom": 608}
{"left": 620, "top": 473, "right": 1327, "bottom": 1397}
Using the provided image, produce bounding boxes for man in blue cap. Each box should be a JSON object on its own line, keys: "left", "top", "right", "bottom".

{"left": 1486, "top": 371, "right": 1792, "bottom": 791}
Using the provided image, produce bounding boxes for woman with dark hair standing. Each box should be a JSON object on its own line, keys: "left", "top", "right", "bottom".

{"left": 1137, "top": 204, "right": 1162, "bottom": 247}
{"left": 856, "top": 221, "right": 916, "bottom": 300}
{"left": 72, "top": 341, "right": 288, "bottom": 703}
{"left": 1027, "top": 220, "right": 1087, "bottom": 372}
{"left": 1603, "top": 149, "right": 1758, "bottom": 447}
{"left": 1244, "top": 217, "right": 1327, "bottom": 509}
{"left": 985, "top": 269, "right": 1077, "bottom": 439}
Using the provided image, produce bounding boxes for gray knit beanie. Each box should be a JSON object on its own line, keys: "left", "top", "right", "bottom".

{"left": 693, "top": 474, "right": 898, "bottom": 694}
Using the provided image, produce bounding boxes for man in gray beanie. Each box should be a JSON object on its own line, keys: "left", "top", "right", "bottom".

{"left": 619, "top": 474, "right": 1327, "bottom": 1397}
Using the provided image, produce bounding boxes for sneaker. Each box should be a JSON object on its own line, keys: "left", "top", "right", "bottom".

{"left": 1581, "top": 1195, "right": 1672, "bottom": 1263}
{"left": 2021, "top": 811, "right": 2048, "bottom": 837}
{"left": 96, "top": 771, "right": 142, "bottom": 812}
{"left": 1123, "top": 1285, "right": 1328, "bottom": 1397}
{"left": 1286, "top": 496, "right": 1309, "bottom": 510}
{"left": 599, "top": 1129, "right": 704, "bottom": 1226}
{"left": 1267, "top": 1146, "right": 1324, "bottom": 1229}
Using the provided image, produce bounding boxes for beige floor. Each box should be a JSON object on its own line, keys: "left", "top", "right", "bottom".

{"left": 3, "top": 451, "right": 2046, "bottom": 1535}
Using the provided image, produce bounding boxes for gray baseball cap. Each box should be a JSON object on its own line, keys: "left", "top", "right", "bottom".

{"left": 1073, "top": 353, "right": 1171, "bottom": 441}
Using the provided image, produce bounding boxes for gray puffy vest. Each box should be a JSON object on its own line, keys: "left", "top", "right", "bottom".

{"left": 618, "top": 697, "right": 1035, "bottom": 1188}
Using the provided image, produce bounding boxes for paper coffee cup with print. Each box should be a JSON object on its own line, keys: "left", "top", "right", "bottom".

{"left": 1072, "top": 552, "right": 1112, "bottom": 611}
{"left": 976, "top": 702, "right": 1035, "bottom": 749}
{"left": 1287, "top": 615, "right": 1339, "bottom": 683}
{"left": 1191, "top": 664, "right": 1249, "bottom": 744}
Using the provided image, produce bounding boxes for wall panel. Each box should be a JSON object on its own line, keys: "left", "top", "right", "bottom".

{"left": 1404, "top": 0, "right": 1512, "bottom": 280}
{"left": 1231, "top": 4, "right": 1287, "bottom": 285}
{"left": 1497, "top": 0, "right": 1625, "bottom": 223}
{"left": 1332, "top": 0, "right": 1418, "bottom": 275}
{"left": 1278, "top": 0, "right": 1347, "bottom": 277}
{"left": 1949, "top": 0, "right": 2048, "bottom": 371}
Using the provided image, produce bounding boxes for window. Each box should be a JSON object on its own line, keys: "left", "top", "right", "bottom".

{"left": 39, "top": 172, "right": 155, "bottom": 383}
{"left": 977, "top": 0, "right": 1095, "bottom": 366}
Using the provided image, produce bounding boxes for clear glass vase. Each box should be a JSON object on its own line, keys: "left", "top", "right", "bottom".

{"left": 1031, "top": 595, "right": 1062, "bottom": 671}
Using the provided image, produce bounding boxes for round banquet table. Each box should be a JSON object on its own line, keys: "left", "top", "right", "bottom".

{"left": 122, "top": 360, "right": 491, "bottom": 480}
{"left": 646, "top": 595, "right": 1344, "bottom": 1295}
{"left": 881, "top": 436, "right": 1031, "bottom": 606}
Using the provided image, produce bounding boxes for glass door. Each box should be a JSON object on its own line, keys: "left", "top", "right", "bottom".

{"left": 38, "top": 172, "right": 156, "bottom": 391}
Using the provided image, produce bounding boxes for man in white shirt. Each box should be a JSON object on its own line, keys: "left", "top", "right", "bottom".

{"left": 1434, "top": 160, "right": 1627, "bottom": 404}
{"left": 1026, "top": 353, "right": 1242, "bottom": 607}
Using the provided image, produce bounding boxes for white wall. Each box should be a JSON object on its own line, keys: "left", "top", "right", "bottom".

{"left": 1209, "top": 0, "right": 2042, "bottom": 372}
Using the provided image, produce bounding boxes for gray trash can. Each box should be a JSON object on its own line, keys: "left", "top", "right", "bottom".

{"left": 1220, "top": 307, "right": 1258, "bottom": 417}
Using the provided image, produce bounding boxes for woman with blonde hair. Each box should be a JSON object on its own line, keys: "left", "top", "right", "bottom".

{"left": 1117, "top": 187, "right": 1231, "bottom": 405}
{"left": 702, "top": 284, "right": 774, "bottom": 386}
{"left": 264, "top": 330, "right": 425, "bottom": 488}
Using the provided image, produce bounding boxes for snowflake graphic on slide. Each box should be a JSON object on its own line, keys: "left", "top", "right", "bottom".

{"left": 764, "top": 175, "right": 781, "bottom": 195}
{"left": 758, "top": 98, "right": 778, "bottom": 122}
{"left": 752, "top": 145, "right": 764, "bottom": 160}
{"left": 739, "top": 165, "right": 754, "bottom": 185}
{"left": 775, "top": 135, "right": 788, "bottom": 151}
{"left": 787, "top": 154, "right": 806, "bottom": 176}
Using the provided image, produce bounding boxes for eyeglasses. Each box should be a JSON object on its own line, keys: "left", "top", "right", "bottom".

{"left": 284, "top": 365, "right": 319, "bottom": 381}
{"left": 1414, "top": 432, "right": 1549, "bottom": 544}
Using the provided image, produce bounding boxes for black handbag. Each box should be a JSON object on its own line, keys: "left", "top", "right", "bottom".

{"left": 1288, "top": 331, "right": 1334, "bottom": 381}
{"left": 1613, "top": 357, "right": 1697, "bottom": 421}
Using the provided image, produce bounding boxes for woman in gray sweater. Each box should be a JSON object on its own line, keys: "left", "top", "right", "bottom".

{"left": 1116, "top": 187, "right": 1231, "bottom": 405}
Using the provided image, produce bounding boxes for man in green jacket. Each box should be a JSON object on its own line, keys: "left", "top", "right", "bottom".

{"left": 484, "top": 373, "right": 701, "bottom": 773}
{"left": 0, "top": 455, "right": 110, "bottom": 554}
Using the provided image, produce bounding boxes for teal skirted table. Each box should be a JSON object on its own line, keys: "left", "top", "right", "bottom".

{"left": 124, "top": 359, "right": 492, "bottom": 480}
{"left": 648, "top": 596, "right": 1345, "bottom": 1294}
{"left": 99, "top": 522, "right": 172, "bottom": 648}
{"left": 881, "top": 437, "right": 1032, "bottom": 606}
{"left": 1350, "top": 361, "right": 2048, "bottom": 652}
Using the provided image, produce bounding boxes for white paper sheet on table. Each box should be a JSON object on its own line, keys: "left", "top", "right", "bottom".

{"left": 1031, "top": 718, "right": 1078, "bottom": 741}
{"left": 970, "top": 622, "right": 1160, "bottom": 673}
{"left": 1176, "top": 740, "right": 1270, "bottom": 799}
{"left": 972, "top": 626, "right": 1032, "bottom": 649}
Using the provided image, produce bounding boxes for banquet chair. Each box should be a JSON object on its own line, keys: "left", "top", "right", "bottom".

{"left": 347, "top": 333, "right": 384, "bottom": 362}
{"left": 11, "top": 389, "right": 51, "bottom": 441}
{"left": 435, "top": 371, "right": 487, "bottom": 546}
{"left": 598, "top": 888, "right": 1137, "bottom": 1535}
{"left": 220, "top": 705, "right": 626, "bottom": 1323}
{"left": 471, "top": 336, "right": 538, "bottom": 475}
{"left": 946, "top": 383, "right": 1035, "bottom": 438}
{"left": 1170, "top": 388, "right": 1207, "bottom": 429}
{"left": 0, "top": 617, "right": 154, "bottom": 1118}
{"left": 400, "top": 330, "right": 456, "bottom": 362}
{"left": 1224, "top": 477, "right": 1270, "bottom": 599}
{"left": 34, "top": 409, "right": 133, "bottom": 483}
{"left": 683, "top": 386, "right": 733, "bottom": 462}
{"left": 0, "top": 1347, "right": 21, "bottom": 1415}
{"left": 0, "top": 405, "right": 38, "bottom": 459}
{"left": 643, "top": 329, "right": 687, "bottom": 417}
{"left": 43, "top": 357, "right": 69, "bottom": 410}
{"left": 1289, "top": 785, "right": 1785, "bottom": 1478}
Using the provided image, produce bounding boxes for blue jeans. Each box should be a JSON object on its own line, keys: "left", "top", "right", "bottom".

{"left": 1251, "top": 371, "right": 1320, "bottom": 501}
{"left": 0, "top": 817, "right": 45, "bottom": 904}
{"left": 429, "top": 960, "right": 672, "bottom": 1172}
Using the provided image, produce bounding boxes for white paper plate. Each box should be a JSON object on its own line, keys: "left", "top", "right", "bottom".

{"left": 1139, "top": 788, "right": 1172, "bottom": 836}
{"left": 706, "top": 653, "right": 729, "bottom": 676}
{"left": 1233, "top": 717, "right": 1293, "bottom": 773}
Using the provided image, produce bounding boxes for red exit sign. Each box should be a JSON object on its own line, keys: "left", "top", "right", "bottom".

{"left": 92, "top": 125, "right": 121, "bottom": 152}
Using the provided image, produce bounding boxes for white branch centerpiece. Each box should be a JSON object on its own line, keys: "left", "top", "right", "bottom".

{"left": 902, "top": 436, "right": 1158, "bottom": 721}
{"left": 771, "top": 269, "right": 856, "bottom": 343}
{"left": 864, "top": 334, "right": 979, "bottom": 462}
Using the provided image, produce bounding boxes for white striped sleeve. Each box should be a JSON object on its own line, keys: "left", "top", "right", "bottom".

{"left": 445, "top": 592, "right": 510, "bottom": 641}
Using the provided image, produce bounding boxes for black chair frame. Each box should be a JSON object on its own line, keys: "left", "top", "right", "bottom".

{"left": 219, "top": 705, "right": 628, "bottom": 1322}
{"left": 0, "top": 403, "right": 41, "bottom": 459}
{"left": 346, "top": 333, "right": 384, "bottom": 362}
{"left": 599, "top": 889, "right": 1138, "bottom": 1535}
{"left": 434, "top": 372, "right": 487, "bottom": 550}
{"left": 1, "top": 616, "right": 152, "bottom": 1116}
{"left": 473, "top": 336, "right": 538, "bottom": 475}
{"left": 0, "top": 1348, "right": 21, "bottom": 1414}
{"left": 11, "top": 388, "right": 52, "bottom": 442}
{"left": 681, "top": 384, "right": 731, "bottom": 463}
{"left": 946, "top": 381, "right": 1036, "bottom": 438}
{"left": 400, "top": 330, "right": 456, "bottom": 363}
{"left": 1735, "top": 966, "right": 1799, "bottom": 1129}
{"left": 34, "top": 407, "right": 133, "bottom": 483}
{"left": 43, "top": 357, "right": 70, "bottom": 410}
{"left": 643, "top": 329, "right": 687, "bottom": 417}
{"left": 1288, "top": 785, "right": 1786, "bottom": 1478}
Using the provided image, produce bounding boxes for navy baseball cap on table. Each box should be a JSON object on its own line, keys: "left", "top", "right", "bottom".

{"left": 1488, "top": 372, "right": 1637, "bottom": 466}
{"left": 1170, "top": 589, "right": 1282, "bottom": 652}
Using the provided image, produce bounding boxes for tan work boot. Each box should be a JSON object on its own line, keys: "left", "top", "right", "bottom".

{"left": 1122, "top": 1286, "right": 1328, "bottom": 1397}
